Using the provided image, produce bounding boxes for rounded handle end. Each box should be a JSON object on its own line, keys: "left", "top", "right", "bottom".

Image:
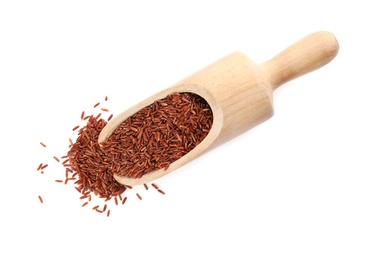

{"left": 260, "top": 31, "right": 339, "bottom": 90}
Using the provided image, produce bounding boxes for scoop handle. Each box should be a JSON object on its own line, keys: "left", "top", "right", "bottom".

{"left": 260, "top": 31, "right": 339, "bottom": 90}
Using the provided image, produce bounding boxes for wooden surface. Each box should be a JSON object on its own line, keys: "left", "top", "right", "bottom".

{"left": 260, "top": 31, "right": 339, "bottom": 89}
{"left": 98, "top": 31, "right": 339, "bottom": 186}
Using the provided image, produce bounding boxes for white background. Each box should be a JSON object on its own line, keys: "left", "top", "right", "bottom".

{"left": 1, "top": 1, "right": 374, "bottom": 259}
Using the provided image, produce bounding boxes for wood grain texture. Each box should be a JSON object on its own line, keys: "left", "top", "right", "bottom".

{"left": 98, "top": 31, "right": 339, "bottom": 186}
{"left": 260, "top": 31, "right": 339, "bottom": 89}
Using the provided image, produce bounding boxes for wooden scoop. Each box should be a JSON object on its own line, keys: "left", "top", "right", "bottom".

{"left": 98, "top": 31, "right": 339, "bottom": 186}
